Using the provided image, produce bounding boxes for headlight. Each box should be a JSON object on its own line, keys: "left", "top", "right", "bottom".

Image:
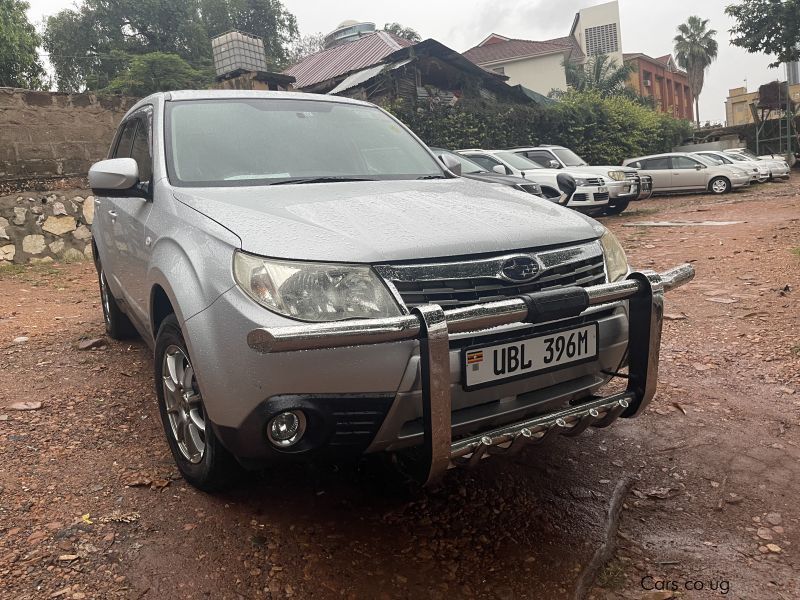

{"left": 607, "top": 170, "right": 626, "bottom": 181}
{"left": 233, "top": 252, "right": 402, "bottom": 322}
{"left": 599, "top": 228, "right": 628, "bottom": 283}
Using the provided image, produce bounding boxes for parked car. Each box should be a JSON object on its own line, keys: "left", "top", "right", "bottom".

{"left": 430, "top": 148, "right": 546, "bottom": 200}
{"left": 510, "top": 145, "right": 653, "bottom": 215}
{"left": 622, "top": 152, "right": 751, "bottom": 194}
{"left": 692, "top": 150, "right": 767, "bottom": 183}
{"left": 724, "top": 148, "right": 791, "bottom": 180}
{"left": 457, "top": 149, "right": 609, "bottom": 212}
{"left": 88, "top": 90, "right": 693, "bottom": 490}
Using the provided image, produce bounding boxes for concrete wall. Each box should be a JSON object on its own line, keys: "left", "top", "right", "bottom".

{"left": 572, "top": 0, "right": 623, "bottom": 65}
{"left": 0, "top": 88, "right": 138, "bottom": 182}
{"left": 492, "top": 53, "right": 569, "bottom": 96}
{"left": 0, "top": 189, "right": 95, "bottom": 265}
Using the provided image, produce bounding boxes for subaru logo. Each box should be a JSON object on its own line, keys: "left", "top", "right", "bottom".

{"left": 500, "top": 255, "right": 541, "bottom": 283}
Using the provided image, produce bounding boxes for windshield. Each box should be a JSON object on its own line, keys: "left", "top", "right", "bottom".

{"left": 495, "top": 151, "right": 543, "bottom": 170}
{"left": 552, "top": 147, "right": 588, "bottom": 166}
{"left": 164, "top": 99, "right": 442, "bottom": 186}
{"left": 692, "top": 154, "right": 717, "bottom": 167}
{"left": 431, "top": 148, "right": 486, "bottom": 174}
{"left": 734, "top": 149, "right": 758, "bottom": 160}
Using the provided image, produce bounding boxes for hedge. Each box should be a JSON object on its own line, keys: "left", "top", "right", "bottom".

{"left": 383, "top": 90, "right": 693, "bottom": 166}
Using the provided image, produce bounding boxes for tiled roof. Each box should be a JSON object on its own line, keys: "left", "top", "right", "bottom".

{"left": 284, "top": 31, "right": 413, "bottom": 89}
{"left": 463, "top": 37, "right": 575, "bottom": 65}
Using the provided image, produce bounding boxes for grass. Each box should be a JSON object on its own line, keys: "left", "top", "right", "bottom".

{"left": 791, "top": 247, "right": 800, "bottom": 258}
{"left": 0, "top": 262, "right": 63, "bottom": 283}
{"left": 627, "top": 207, "right": 661, "bottom": 217}
{"left": 596, "top": 560, "right": 627, "bottom": 590}
{"left": 792, "top": 344, "right": 800, "bottom": 357}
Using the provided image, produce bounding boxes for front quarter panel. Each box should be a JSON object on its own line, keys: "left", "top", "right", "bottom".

{"left": 145, "top": 191, "right": 241, "bottom": 336}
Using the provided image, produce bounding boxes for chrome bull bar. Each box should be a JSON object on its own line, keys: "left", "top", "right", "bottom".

{"left": 248, "top": 264, "right": 695, "bottom": 486}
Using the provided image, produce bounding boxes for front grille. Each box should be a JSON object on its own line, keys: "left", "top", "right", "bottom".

{"left": 572, "top": 193, "right": 588, "bottom": 202}
{"left": 583, "top": 177, "right": 604, "bottom": 186}
{"left": 379, "top": 243, "right": 607, "bottom": 309}
{"left": 326, "top": 397, "right": 393, "bottom": 450}
{"left": 594, "top": 192, "right": 609, "bottom": 202}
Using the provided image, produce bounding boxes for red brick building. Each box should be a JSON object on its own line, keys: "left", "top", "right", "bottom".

{"left": 624, "top": 53, "right": 694, "bottom": 121}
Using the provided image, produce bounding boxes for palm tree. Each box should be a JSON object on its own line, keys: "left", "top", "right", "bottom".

{"left": 674, "top": 16, "right": 718, "bottom": 127}
{"left": 562, "top": 54, "right": 635, "bottom": 98}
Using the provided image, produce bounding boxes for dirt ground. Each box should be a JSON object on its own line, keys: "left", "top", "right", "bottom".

{"left": 1, "top": 179, "right": 799, "bottom": 600}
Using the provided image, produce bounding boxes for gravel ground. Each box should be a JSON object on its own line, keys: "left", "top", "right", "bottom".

{"left": 1, "top": 179, "right": 799, "bottom": 600}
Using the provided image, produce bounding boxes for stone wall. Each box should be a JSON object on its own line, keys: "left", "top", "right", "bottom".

{"left": 0, "top": 189, "right": 95, "bottom": 264}
{"left": 0, "top": 88, "right": 138, "bottom": 183}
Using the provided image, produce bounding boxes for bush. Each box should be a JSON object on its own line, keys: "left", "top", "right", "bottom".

{"left": 384, "top": 91, "right": 692, "bottom": 165}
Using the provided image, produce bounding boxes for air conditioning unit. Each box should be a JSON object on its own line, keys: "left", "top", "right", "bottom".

{"left": 643, "top": 79, "right": 652, "bottom": 87}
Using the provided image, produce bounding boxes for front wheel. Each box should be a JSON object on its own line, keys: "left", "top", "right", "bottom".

{"left": 709, "top": 177, "right": 731, "bottom": 195}
{"left": 604, "top": 200, "right": 630, "bottom": 216}
{"left": 155, "top": 314, "right": 242, "bottom": 491}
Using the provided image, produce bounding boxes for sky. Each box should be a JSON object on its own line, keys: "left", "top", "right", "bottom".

{"left": 26, "top": 0, "right": 785, "bottom": 123}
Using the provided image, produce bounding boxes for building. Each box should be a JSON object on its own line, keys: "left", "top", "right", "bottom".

{"left": 323, "top": 20, "right": 376, "bottom": 49}
{"left": 623, "top": 53, "right": 694, "bottom": 121}
{"left": 463, "top": 1, "right": 623, "bottom": 96}
{"left": 725, "top": 82, "right": 800, "bottom": 126}
{"left": 283, "top": 31, "right": 534, "bottom": 106}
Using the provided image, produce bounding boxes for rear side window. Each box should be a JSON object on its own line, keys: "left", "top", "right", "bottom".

{"left": 113, "top": 120, "right": 137, "bottom": 158}
{"left": 521, "top": 150, "right": 554, "bottom": 166}
{"left": 672, "top": 156, "right": 701, "bottom": 169}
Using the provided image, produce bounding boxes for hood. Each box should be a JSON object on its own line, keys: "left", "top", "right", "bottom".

{"left": 564, "top": 165, "right": 636, "bottom": 177}
{"left": 462, "top": 172, "right": 532, "bottom": 186}
{"left": 172, "top": 178, "right": 600, "bottom": 263}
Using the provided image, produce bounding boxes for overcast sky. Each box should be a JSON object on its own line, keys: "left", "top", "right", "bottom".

{"left": 26, "top": 0, "right": 785, "bottom": 123}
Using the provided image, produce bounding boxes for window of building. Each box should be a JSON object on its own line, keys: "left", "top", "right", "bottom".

{"left": 584, "top": 23, "right": 619, "bottom": 56}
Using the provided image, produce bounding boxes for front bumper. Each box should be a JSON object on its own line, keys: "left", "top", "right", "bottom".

{"left": 247, "top": 264, "right": 695, "bottom": 485}
{"left": 606, "top": 179, "right": 640, "bottom": 200}
{"left": 568, "top": 185, "right": 610, "bottom": 208}
{"left": 731, "top": 174, "right": 751, "bottom": 188}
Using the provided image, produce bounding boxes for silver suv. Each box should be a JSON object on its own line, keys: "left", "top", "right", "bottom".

{"left": 89, "top": 91, "right": 693, "bottom": 490}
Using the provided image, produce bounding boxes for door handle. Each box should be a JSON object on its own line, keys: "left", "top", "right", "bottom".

{"left": 108, "top": 210, "right": 118, "bottom": 217}
{"left": 94, "top": 198, "right": 101, "bottom": 205}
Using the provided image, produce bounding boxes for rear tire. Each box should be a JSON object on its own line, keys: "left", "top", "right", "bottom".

{"left": 709, "top": 177, "right": 731, "bottom": 195}
{"left": 98, "top": 267, "right": 137, "bottom": 340}
{"left": 604, "top": 200, "right": 630, "bottom": 216}
{"left": 154, "top": 314, "right": 243, "bottom": 491}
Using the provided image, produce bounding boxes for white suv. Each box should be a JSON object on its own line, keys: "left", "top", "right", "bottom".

{"left": 458, "top": 149, "right": 609, "bottom": 212}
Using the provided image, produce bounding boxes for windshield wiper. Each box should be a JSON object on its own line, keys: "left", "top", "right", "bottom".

{"left": 268, "top": 176, "right": 378, "bottom": 185}
{"left": 417, "top": 174, "right": 446, "bottom": 179}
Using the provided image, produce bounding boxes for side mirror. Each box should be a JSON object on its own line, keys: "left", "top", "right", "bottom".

{"left": 439, "top": 154, "right": 462, "bottom": 176}
{"left": 492, "top": 164, "right": 507, "bottom": 175}
{"left": 89, "top": 158, "right": 139, "bottom": 192}
{"left": 695, "top": 164, "right": 704, "bottom": 170}
{"left": 547, "top": 160, "right": 561, "bottom": 169}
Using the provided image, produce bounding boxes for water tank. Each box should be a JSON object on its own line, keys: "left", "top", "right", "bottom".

{"left": 212, "top": 31, "right": 269, "bottom": 77}
{"left": 323, "top": 21, "right": 376, "bottom": 49}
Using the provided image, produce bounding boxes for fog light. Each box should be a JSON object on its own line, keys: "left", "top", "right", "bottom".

{"left": 267, "top": 411, "right": 306, "bottom": 448}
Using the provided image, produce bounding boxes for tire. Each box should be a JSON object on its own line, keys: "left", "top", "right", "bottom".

{"left": 604, "top": 200, "right": 630, "bottom": 216}
{"left": 709, "top": 177, "right": 731, "bottom": 195}
{"left": 98, "top": 267, "right": 138, "bottom": 340}
{"left": 154, "top": 314, "right": 242, "bottom": 491}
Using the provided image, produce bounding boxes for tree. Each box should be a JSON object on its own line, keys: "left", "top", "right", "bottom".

{"left": 200, "top": 0, "right": 299, "bottom": 68}
{"left": 285, "top": 32, "right": 325, "bottom": 66}
{"left": 726, "top": 0, "right": 800, "bottom": 67}
{"left": 673, "top": 15, "right": 718, "bottom": 128}
{"left": 383, "top": 22, "right": 421, "bottom": 43}
{"left": 102, "top": 52, "right": 213, "bottom": 96}
{"left": 560, "top": 54, "right": 635, "bottom": 98}
{"left": 43, "top": 0, "right": 299, "bottom": 92}
{"left": 0, "top": 0, "right": 46, "bottom": 88}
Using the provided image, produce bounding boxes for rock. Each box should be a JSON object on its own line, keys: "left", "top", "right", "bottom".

{"left": 13, "top": 336, "right": 29, "bottom": 344}
{"left": 0, "top": 244, "right": 15, "bottom": 262}
{"left": 766, "top": 544, "right": 782, "bottom": 553}
{"left": 49, "top": 239, "right": 65, "bottom": 254}
{"left": 757, "top": 527, "right": 774, "bottom": 540}
{"left": 766, "top": 513, "right": 782, "bottom": 525}
{"left": 82, "top": 199, "right": 94, "bottom": 225}
{"left": 664, "top": 313, "right": 688, "bottom": 321}
{"left": 73, "top": 195, "right": 84, "bottom": 204}
{"left": 30, "top": 256, "right": 54, "bottom": 264}
{"left": 77, "top": 337, "right": 106, "bottom": 350}
{"left": 62, "top": 248, "right": 85, "bottom": 263}
{"left": 83, "top": 244, "right": 93, "bottom": 259}
{"left": 22, "top": 234, "right": 46, "bottom": 255}
{"left": 42, "top": 216, "right": 77, "bottom": 236}
{"left": 0, "top": 217, "right": 9, "bottom": 240}
{"left": 12, "top": 207, "right": 27, "bottom": 225}
{"left": 9, "top": 401, "right": 42, "bottom": 411}
{"left": 72, "top": 225, "right": 92, "bottom": 241}
{"left": 52, "top": 201, "right": 68, "bottom": 216}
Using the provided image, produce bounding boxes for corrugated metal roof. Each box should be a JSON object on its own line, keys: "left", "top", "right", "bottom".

{"left": 284, "top": 31, "right": 413, "bottom": 89}
{"left": 328, "top": 58, "right": 413, "bottom": 95}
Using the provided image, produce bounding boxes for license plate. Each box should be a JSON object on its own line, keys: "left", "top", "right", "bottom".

{"left": 462, "top": 324, "right": 599, "bottom": 390}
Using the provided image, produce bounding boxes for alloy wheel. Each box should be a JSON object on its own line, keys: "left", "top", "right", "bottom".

{"left": 162, "top": 345, "right": 206, "bottom": 463}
